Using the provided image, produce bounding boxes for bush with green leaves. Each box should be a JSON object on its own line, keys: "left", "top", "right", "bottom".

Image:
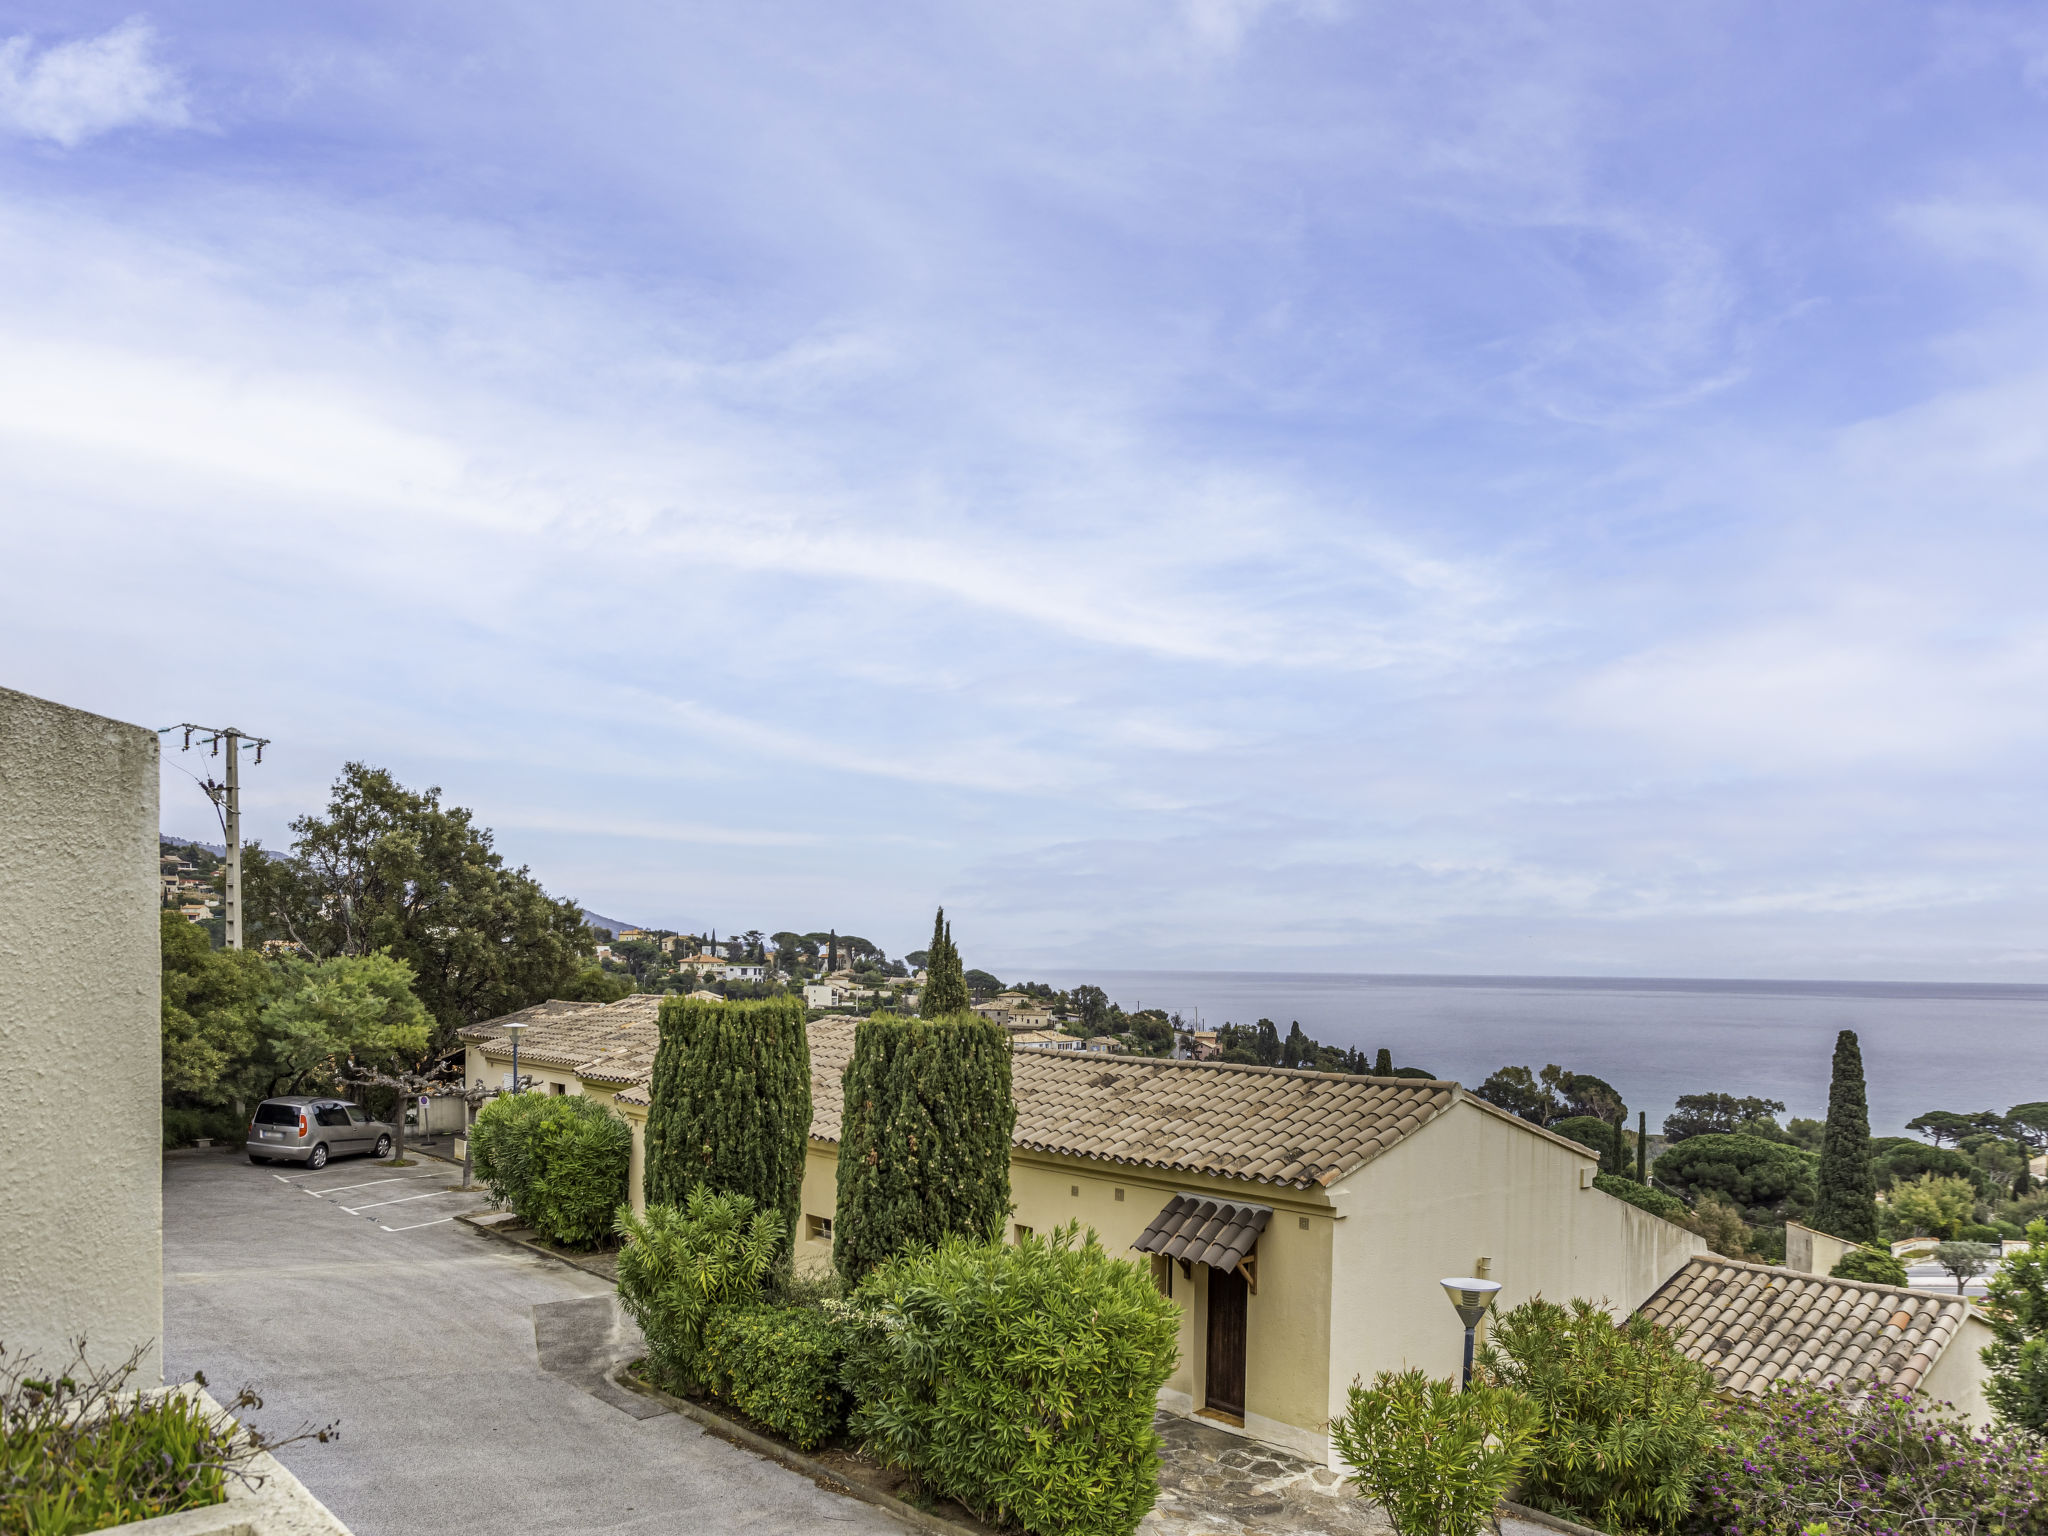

{"left": 469, "top": 1091, "right": 631, "bottom": 1247}
{"left": 1829, "top": 1245, "right": 1910, "bottom": 1286}
{"left": 841, "top": 1223, "right": 1178, "bottom": 1536}
{"left": 699, "top": 1303, "right": 848, "bottom": 1450}
{"left": 1983, "top": 1217, "right": 2048, "bottom": 1436}
{"left": 1330, "top": 1368, "right": 1540, "bottom": 1536}
{"left": 1477, "top": 1297, "right": 1715, "bottom": 1534}
{"left": 1594, "top": 1172, "right": 1691, "bottom": 1223}
{"left": 614, "top": 1187, "right": 782, "bottom": 1390}
{"left": 1693, "top": 1381, "right": 2048, "bottom": 1535}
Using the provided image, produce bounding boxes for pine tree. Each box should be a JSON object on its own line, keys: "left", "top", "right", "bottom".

{"left": 834, "top": 1011, "right": 1014, "bottom": 1283}
{"left": 918, "top": 907, "right": 969, "bottom": 1018}
{"left": 643, "top": 995, "right": 811, "bottom": 1268}
{"left": 1814, "top": 1028, "right": 1878, "bottom": 1244}
{"left": 1374, "top": 1047, "right": 1393, "bottom": 1077}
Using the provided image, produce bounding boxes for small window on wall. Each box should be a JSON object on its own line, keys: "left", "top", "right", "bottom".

{"left": 808, "top": 1214, "right": 833, "bottom": 1241}
{"left": 1014, "top": 1224, "right": 1033, "bottom": 1244}
{"left": 1151, "top": 1254, "right": 1173, "bottom": 1299}
{"left": 550, "top": 1082, "right": 567, "bottom": 1096}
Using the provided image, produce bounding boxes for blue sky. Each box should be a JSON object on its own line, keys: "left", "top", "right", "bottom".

{"left": 4, "top": 2, "right": 2047, "bottom": 977}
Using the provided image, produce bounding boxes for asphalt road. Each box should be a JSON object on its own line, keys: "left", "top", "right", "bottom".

{"left": 163, "top": 1150, "right": 905, "bottom": 1536}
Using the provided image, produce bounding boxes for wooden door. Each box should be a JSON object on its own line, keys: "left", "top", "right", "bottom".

{"left": 1205, "top": 1264, "right": 1247, "bottom": 1421}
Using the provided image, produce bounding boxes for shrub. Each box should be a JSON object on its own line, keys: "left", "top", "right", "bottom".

{"left": 1478, "top": 1297, "right": 1715, "bottom": 1534}
{"left": 699, "top": 1303, "right": 848, "bottom": 1450}
{"left": 1829, "top": 1246, "right": 1909, "bottom": 1286}
{"left": 1551, "top": 1116, "right": 1617, "bottom": 1155}
{"left": 833, "top": 1010, "right": 1014, "bottom": 1283}
{"left": 470, "top": 1092, "right": 631, "bottom": 1247}
{"left": 614, "top": 1187, "right": 782, "bottom": 1390}
{"left": 1, "top": 1341, "right": 332, "bottom": 1535}
{"left": 842, "top": 1223, "right": 1178, "bottom": 1536}
{"left": 1984, "top": 1217, "right": 2048, "bottom": 1436}
{"left": 161, "top": 1107, "right": 246, "bottom": 1150}
{"left": 643, "top": 995, "right": 810, "bottom": 1269}
{"left": 1888, "top": 1172, "right": 1978, "bottom": 1239}
{"left": 1693, "top": 1381, "right": 2048, "bottom": 1535}
{"left": 1595, "top": 1173, "right": 1690, "bottom": 1223}
{"left": 1330, "top": 1368, "right": 1540, "bottom": 1536}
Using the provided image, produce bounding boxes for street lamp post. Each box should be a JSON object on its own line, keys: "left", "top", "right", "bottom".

{"left": 1439, "top": 1276, "right": 1502, "bottom": 1388}
{"left": 502, "top": 1020, "right": 528, "bottom": 1096}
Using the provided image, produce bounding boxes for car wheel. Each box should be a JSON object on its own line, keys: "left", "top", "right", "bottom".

{"left": 308, "top": 1143, "right": 329, "bottom": 1170}
{"left": 374, "top": 1135, "right": 393, "bottom": 1158}
{"left": 248, "top": 1154, "right": 270, "bottom": 1165}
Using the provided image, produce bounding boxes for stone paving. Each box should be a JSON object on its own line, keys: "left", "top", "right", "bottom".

{"left": 1143, "top": 1412, "right": 1559, "bottom": 1536}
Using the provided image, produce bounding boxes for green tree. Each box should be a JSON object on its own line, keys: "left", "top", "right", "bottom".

{"left": 1981, "top": 1217, "right": 2048, "bottom": 1435}
{"left": 1933, "top": 1240, "right": 1999, "bottom": 1296}
{"left": 1814, "top": 1029, "right": 1878, "bottom": 1243}
{"left": 1475, "top": 1065, "right": 1560, "bottom": 1126}
{"left": 1652, "top": 1134, "right": 1816, "bottom": 1223}
{"left": 917, "top": 908, "right": 968, "bottom": 1018}
{"left": 1662, "top": 1093, "right": 1788, "bottom": 1143}
{"left": 159, "top": 912, "right": 277, "bottom": 1115}
{"left": 1374, "top": 1047, "right": 1394, "bottom": 1077}
{"left": 834, "top": 1012, "right": 1015, "bottom": 1283}
{"left": 1889, "top": 1173, "right": 1977, "bottom": 1239}
{"left": 642, "top": 996, "right": 810, "bottom": 1267}
{"left": 241, "top": 764, "right": 595, "bottom": 1048}
{"left": 259, "top": 951, "right": 433, "bottom": 1099}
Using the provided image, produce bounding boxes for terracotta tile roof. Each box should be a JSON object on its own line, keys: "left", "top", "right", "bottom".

{"left": 464, "top": 994, "right": 664, "bottom": 1079}
{"left": 1635, "top": 1254, "right": 1971, "bottom": 1397}
{"left": 468, "top": 1009, "right": 1462, "bottom": 1189}
{"left": 1133, "top": 1194, "right": 1272, "bottom": 1274}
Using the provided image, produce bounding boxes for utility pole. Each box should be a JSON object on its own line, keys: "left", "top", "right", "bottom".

{"left": 162, "top": 723, "right": 271, "bottom": 950}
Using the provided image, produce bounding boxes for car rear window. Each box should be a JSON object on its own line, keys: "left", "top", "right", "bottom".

{"left": 254, "top": 1103, "right": 301, "bottom": 1125}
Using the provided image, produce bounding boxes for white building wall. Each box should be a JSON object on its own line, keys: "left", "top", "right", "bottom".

{"left": 0, "top": 687, "right": 163, "bottom": 1380}
{"left": 1326, "top": 1096, "right": 1705, "bottom": 1452}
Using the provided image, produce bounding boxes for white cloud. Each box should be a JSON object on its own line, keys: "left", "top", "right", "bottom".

{"left": 0, "top": 18, "right": 189, "bottom": 148}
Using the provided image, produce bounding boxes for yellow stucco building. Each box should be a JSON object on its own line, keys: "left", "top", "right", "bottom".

{"left": 465, "top": 996, "right": 1712, "bottom": 1462}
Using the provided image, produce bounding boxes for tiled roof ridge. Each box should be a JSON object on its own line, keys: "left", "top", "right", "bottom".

{"left": 1660, "top": 1251, "right": 1972, "bottom": 1311}
{"left": 1022, "top": 1052, "right": 1460, "bottom": 1087}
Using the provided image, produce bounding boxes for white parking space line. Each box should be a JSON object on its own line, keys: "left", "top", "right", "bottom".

{"left": 379, "top": 1215, "right": 458, "bottom": 1232}
{"left": 340, "top": 1189, "right": 462, "bottom": 1214}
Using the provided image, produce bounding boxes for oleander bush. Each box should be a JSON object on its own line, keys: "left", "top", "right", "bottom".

{"left": 614, "top": 1188, "right": 782, "bottom": 1391}
{"left": 1689, "top": 1381, "right": 2048, "bottom": 1535}
{"left": 470, "top": 1091, "right": 631, "bottom": 1247}
{"left": 1829, "top": 1245, "right": 1910, "bottom": 1286}
{"left": 698, "top": 1303, "right": 848, "bottom": 1450}
{"left": 841, "top": 1223, "right": 1179, "bottom": 1536}
{"left": 1479, "top": 1297, "right": 1717, "bottom": 1534}
{"left": 1330, "top": 1367, "right": 1540, "bottom": 1536}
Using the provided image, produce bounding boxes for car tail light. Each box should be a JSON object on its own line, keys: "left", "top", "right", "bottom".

{"left": 298, "top": 1113, "right": 309, "bottom": 1137}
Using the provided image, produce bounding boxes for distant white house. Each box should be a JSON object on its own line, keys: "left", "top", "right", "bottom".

{"left": 804, "top": 982, "right": 846, "bottom": 1007}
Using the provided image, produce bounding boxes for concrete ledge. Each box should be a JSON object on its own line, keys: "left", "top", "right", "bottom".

{"left": 455, "top": 1210, "right": 619, "bottom": 1282}
{"left": 612, "top": 1366, "right": 982, "bottom": 1536}
{"left": 1500, "top": 1498, "right": 1610, "bottom": 1536}
{"left": 105, "top": 1391, "right": 351, "bottom": 1534}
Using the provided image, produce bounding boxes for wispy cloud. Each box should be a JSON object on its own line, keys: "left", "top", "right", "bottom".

{"left": 0, "top": 19, "right": 189, "bottom": 147}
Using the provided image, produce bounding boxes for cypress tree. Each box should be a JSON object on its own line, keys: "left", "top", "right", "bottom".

{"left": 1374, "top": 1047, "right": 1393, "bottom": 1077}
{"left": 1814, "top": 1028, "right": 1878, "bottom": 1243}
{"left": 644, "top": 995, "right": 812, "bottom": 1267}
{"left": 1604, "top": 1112, "right": 1627, "bottom": 1177}
{"left": 918, "top": 907, "right": 969, "bottom": 1018}
{"left": 834, "top": 1010, "right": 1014, "bottom": 1283}
{"left": 1636, "top": 1111, "right": 1647, "bottom": 1184}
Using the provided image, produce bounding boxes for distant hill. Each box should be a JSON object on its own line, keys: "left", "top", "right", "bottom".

{"left": 581, "top": 909, "right": 643, "bottom": 939}
{"left": 161, "top": 833, "right": 226, "bottom": 858}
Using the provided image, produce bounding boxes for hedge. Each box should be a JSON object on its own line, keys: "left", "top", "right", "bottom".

{"left": 842, "top": 1223, "right": 1179, "bottom": 1536}
{"left": 470, "top": 1092, "right": 631, "bottom": 1247}
{"left": 1593, "top": 1172, "right": 1690, "bottom": 1223}
{"left": 699, "top": 1303, "right": 848, "bottom": 1450}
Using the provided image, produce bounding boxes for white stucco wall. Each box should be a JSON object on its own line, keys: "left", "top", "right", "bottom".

{"left": 0, "top": 686, "right": 163, "bottom": 1380}
{"left": 1326, "top": 1095, "right": 1706, "bottom": 1451}
{"left": 1919, "top": 1310, "right": 1996, "bottom": 1427}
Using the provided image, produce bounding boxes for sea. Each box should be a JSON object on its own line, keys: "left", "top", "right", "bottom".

{"left": 1027, "top": 970, "right": 2048, "bottom": 1139}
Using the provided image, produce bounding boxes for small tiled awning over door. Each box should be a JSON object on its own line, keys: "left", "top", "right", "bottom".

{"left": 1132, "top": 1193, "right": 1272, "bottom": 1274}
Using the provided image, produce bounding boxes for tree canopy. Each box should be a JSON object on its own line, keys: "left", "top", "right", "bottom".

{"left": 1661, "top": 1093, "right": 1787, "bottom": 1144}
{"left": 242, "top": 763, "right": 596, "bottom": 1047}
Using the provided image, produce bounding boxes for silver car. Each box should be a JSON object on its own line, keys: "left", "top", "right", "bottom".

{"left": 246, "top": 1097, "right": 393, "bottom": 1169}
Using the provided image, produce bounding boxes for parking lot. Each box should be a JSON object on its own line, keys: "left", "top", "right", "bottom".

{"left": 164, "top": 1149, "right": 905, "bottom": 1536}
